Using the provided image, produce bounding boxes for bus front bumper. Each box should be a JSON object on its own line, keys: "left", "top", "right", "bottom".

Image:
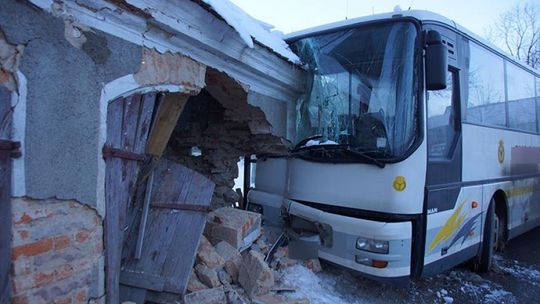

{"left": 285, "top": 199, "right": 413, "bottom": 281}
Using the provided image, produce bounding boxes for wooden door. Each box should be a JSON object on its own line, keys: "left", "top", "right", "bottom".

{"left": 105, "top": 91, "right": 212, "bottom": 303}
{"left": 0, "top": 86, "right": 13, "bottom": 304}
{"left": 104, "top": 93, "right": 157, "bottom": 304}
{"left": 120, "top": 159, "right": 214, "bottom": 301}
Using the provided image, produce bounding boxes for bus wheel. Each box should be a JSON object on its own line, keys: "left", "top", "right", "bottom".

{"left": 473, "top": 198, "right": 495, "bottom": 273}
{"left": 494, "top": 205, "right": 507, "bottom": 252}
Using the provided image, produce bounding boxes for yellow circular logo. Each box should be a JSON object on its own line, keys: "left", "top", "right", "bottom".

{"left": 498, "top": 140, "right": 505, "bottom": 164}
{"left": 393, "top": 176, "right": 406, "bottom": 192}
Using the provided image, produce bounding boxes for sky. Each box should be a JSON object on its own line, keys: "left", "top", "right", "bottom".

{"left": 229, "top": 0, "right": 520, "bottom": 37}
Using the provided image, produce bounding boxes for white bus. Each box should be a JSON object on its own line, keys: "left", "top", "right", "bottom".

{"left": 247, "top": 10, "right": 540, "bottom": 283}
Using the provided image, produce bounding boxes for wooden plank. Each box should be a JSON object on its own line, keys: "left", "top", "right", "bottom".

{"left": 120, "top": 159, "right": 215, "bottom": 295}
{"left": 120, "top": 95, "right": 143, "bottom": 231}
{"left": 161, "top": 211, "right": 207, "bottom": 293}
{"left": 0, "top": 86, "right": 10, "bottom": 304}
{"left": 106, "top": 93, "right": 159, "bottom": 303}
{"left": 120, "top": 271, "right": 166, "bottom": 291}
{"left": 145, "top": 93, "right": 189, "bottom": 156}
{"left": 104, "top": 98, "right": 125, "bottom": 304}
{"left": 145, "top": 290, "right": 183, "bottom": 304}
{"left": 135, "top": 171, "right": 154, "bottom": 259}
{"left": 123, "top": 94, "right": 157, "bottom": 246}
{"left": 133, "top": 93, "right": 157, "bottom": 154}
{"left": 119, "top": 285, "right": 147, "bottom": 304}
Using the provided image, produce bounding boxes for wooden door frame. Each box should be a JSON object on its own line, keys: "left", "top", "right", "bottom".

{"left": 1, "top": 87, "right": 13, "bottom": 304}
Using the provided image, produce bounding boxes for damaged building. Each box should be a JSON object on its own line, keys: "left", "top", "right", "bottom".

{"left": 0, "top": 0, "right": 304, "bottom": 303}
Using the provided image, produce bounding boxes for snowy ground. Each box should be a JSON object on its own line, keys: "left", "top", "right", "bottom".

{"left": 276, "top": 227, "right": 540, "bottom": 304}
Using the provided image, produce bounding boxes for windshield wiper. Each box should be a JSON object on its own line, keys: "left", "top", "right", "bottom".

{"left": 341, "top": 148, "right": 386, "bottom": 168}
{"left": 291, "top": 145, "right": 385, "bottom": 168}
{"left": 291, "top": 135, "right": 323, "bottom": 152}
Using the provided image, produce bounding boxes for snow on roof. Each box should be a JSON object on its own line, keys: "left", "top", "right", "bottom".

{"left": 284, "top": 10, "right": 456, "bottom": 41}
{"left": 202, "top": 0, "right": 300, "bottom": 63}
{"left": 284, "top": 9, "right": 540, "bottom": 75}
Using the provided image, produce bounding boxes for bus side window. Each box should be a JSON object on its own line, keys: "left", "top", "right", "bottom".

{"left": 427, "top": 70, "right": 457, "bottom": 158}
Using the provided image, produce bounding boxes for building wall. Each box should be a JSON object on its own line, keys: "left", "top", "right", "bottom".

{"left": 0, "top": 1, "right": 140, "bottom": 302}
{"left": 0, "top": 0, "right": 142, "bottom": 207}
{"left": 10, "top": 198, "right": 103, "bottom": 304}
{"left": 0, "top": 0, "right": 299, "bottom": 302}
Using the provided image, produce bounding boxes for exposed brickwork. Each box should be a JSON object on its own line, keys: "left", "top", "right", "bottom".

{"left": 11, "top": 197, "right": 104, "bottom": 303}
{"left": 169, "top": 89, "right": 287, "bottom": 209}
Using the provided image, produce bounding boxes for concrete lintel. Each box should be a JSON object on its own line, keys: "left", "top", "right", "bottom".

{"left": 134, "top": 48, "right": 207, "bottom": 94}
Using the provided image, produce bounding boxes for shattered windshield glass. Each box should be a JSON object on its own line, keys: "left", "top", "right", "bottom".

{"left": 291, "top": 21, "right": 418, "bottom": 160}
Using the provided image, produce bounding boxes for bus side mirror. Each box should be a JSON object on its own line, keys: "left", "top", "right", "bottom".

{"left": 425, "top": 30, "right": 448, "bottom": 91}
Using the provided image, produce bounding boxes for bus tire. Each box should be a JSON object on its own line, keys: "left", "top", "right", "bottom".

{"left": 494, "top": 203, "right": 507, "bottom": 252}
{"left": 473, "top": 198, "right": 495, "bottom": 273}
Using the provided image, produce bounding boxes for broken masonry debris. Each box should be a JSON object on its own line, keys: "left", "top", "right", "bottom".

{"left": 204, "top": 207, "right": 262, "bottom": 250}
{"left": 184, "top": 207, "right": 321, "bottom": 303}
{"left": 195, "top": 263, "right": 222, "bottom": 288}
{"left": 239, "top": 250, "right": 275, "bottom": 296}
{"left": 184, "top": 286, "right": 227, "bottom": 304}
{"left": 197, "top": 235, "right": 226, "bottom": 269}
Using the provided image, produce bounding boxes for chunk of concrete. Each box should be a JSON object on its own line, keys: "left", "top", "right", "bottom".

{"left": 215, "top": 240, "right": 242, "bottom": 283}
{"left": 187, "top": 270, "right": 208, "bottom": 293}
{"left": 217, "top": 268, "right": 232, "bottom": 286}
{"left": 184, "top": 287, "right": 226, "bottom": 304}
{"left": 215, "top": 240, "right": 241, "bottom": 261}
{"left": 205, "top": 207, "right": 261, "bottom": 250}
{"left": 227, "top": 288, "right": 249, "bottom": 304}
{"left": 195, "top": 264, "right": 221, "bottom": 288}
{"left": 196, "top": 235, "right": 225, "bottom": 269}
{"left": 238, "top": 250, "right": 274, "bottom": 296}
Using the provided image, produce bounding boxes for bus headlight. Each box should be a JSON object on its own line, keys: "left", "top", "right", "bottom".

{"left": 356, "top": 237, "right": 389, "bottom": 254}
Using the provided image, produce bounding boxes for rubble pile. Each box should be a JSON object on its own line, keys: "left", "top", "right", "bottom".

{"left": 184, "top": 207, "right": 321, "bottom": 304}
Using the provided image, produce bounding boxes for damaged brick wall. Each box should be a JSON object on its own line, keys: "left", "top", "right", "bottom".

{"left": 0, "top": 28, "right": 23, "bottom": 92}
{"left": 167, "top": 70, "right": 289, "bottom": 208}
{"left": 10, "top": 198, "right": 103, "bottom": 303}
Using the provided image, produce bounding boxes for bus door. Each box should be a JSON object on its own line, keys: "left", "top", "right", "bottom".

{"left": 422, "top": 29, "right": 463, "bottom": 275}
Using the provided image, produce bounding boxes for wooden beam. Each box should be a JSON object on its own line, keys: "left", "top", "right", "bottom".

{"left": 145, "top": 93, "right": 189, "bottom": 157}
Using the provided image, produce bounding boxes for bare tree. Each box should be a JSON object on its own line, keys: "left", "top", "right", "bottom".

{"left": 486, "top": 2, "right": 540, "bottom": 69}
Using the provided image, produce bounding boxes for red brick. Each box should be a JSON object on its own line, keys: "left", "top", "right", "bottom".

{"left": 12, "top": 295, "right": 28, "bottom": 304}
{"left": 0, "top": 69, "right": 10, "bottom": 83}
{"left": 12, "top": 275, "right": 35, "bottom": 294}
{"left": 14, "top": 213, "right": 32, "bottom": 225}
{"left": 55, "top": 264, "right": 74, "bottom": 281}
{"left": 75, "top": 231, "right": 90, "bottom": 243}
{"left": 34, "top": 270, "right": 55, "bottom": 287}
{"left": 75, "top": 289, "right": 87, "bottom": 304}
{"left": 12, "top": 239, "right": 53, "bottom": 260}
{"left": 54, "top": 235, "right": 71, "bottom": 250}
{"left": 54, "top": 297, "right": 72, "bottom": 304}
{"left": 18, "top": 230, "right": 29, "bottom": 240}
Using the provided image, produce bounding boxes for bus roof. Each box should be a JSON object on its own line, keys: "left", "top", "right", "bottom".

{"left": 284, "top": 10, "right": 540, "bottom": 77}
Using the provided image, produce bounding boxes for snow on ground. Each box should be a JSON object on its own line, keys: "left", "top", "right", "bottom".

{"left": 494, "top": 255, "right": 540, "bottom": 286}
{"left": 275, "top": 261, "right": 527, "bottom": 304}
{"left": 278, "top": 265, "right": 370, "bottom": 304}
{"left": 201, "top": 0, "right": 300, "bottom": 63}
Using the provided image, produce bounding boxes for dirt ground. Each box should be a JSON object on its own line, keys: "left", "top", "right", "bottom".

{"left": 279, "top": 227, "right": 540, "bottom": 304}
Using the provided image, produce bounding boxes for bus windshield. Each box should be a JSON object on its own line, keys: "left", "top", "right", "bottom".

{"left": 291, "top": 21, "right": 419, "bottom": 160}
